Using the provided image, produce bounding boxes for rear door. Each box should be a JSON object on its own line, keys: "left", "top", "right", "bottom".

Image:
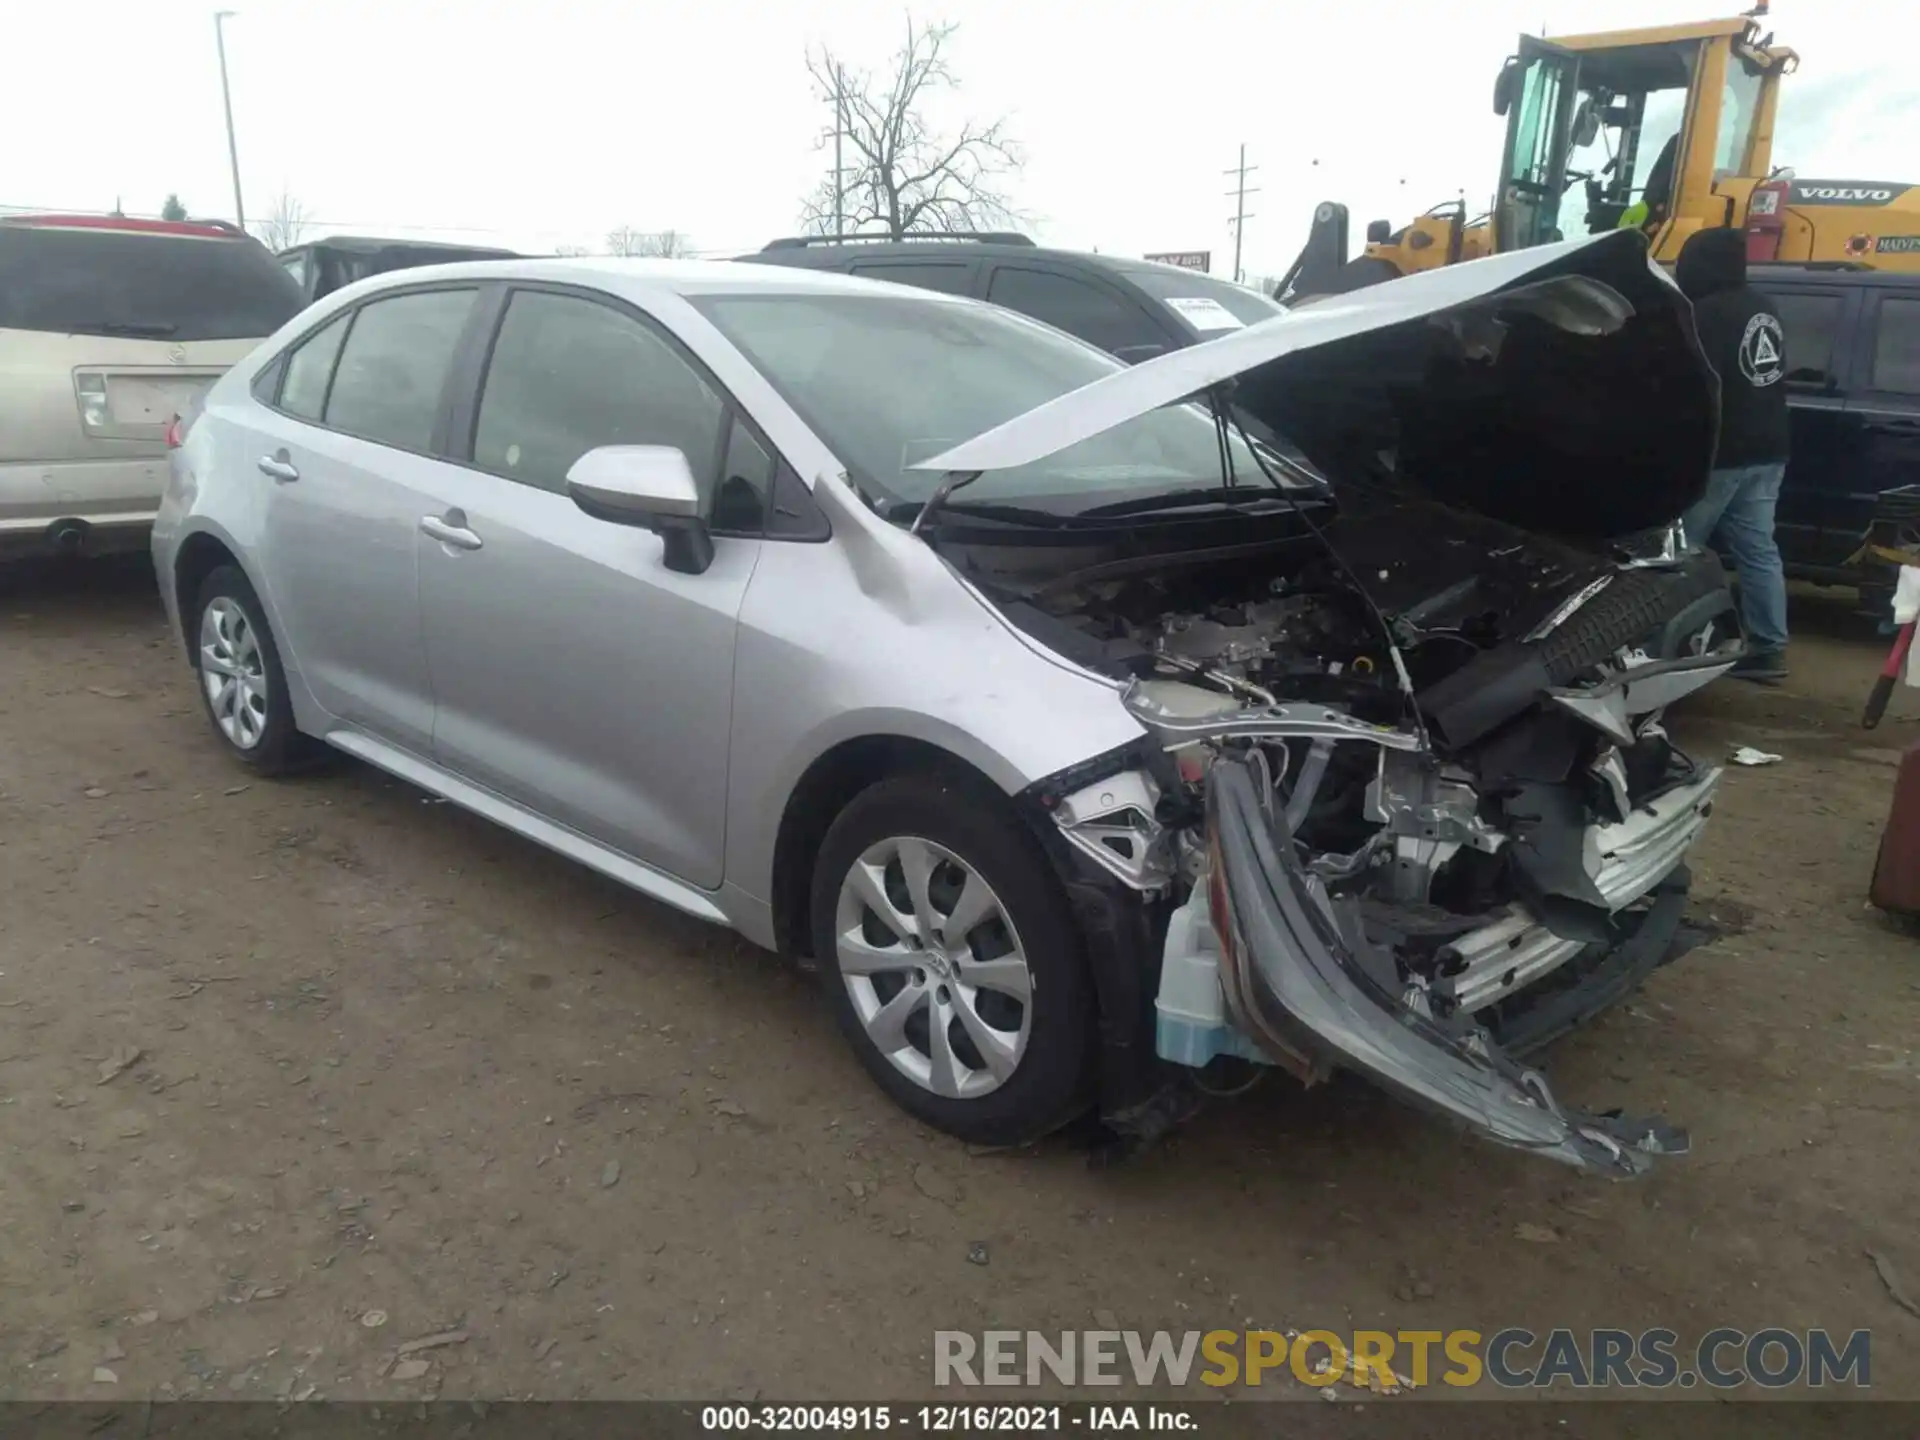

{"left": 981, "top": 262, "right": 1173, "bottom": 362}
{"left": 246, "top": 284, "right": 482, "bottom": 753}
{"left": 1851, "top": 290, "right": 1920, "bottom": 501}
{"left": 1759, "top": 281, "right": 1868, "bottom": 577}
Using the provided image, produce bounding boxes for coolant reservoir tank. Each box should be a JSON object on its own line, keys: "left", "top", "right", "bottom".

{"left": 1132, "top": 679, "right": 1245, "bottom": 719}
{"left": 1130, "top": 680, "right": 1245, "bottom": 782}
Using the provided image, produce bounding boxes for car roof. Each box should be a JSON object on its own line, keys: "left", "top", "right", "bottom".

{"left": 743, "top": 236, "right": 1183, "bottom": 278}
{"left": 281, "top": 235, "right": 519, "bottom": 258}
{"left": 321, "top": 255, "right": 981, "bottom": 306}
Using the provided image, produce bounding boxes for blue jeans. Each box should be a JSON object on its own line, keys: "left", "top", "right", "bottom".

{"left": 1682, "top": 461, "right": 1789, "bottom": 652}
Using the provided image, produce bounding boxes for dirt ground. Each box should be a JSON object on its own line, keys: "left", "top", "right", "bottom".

{"left": 3, "top": 556, "right": 1918, "bottom": 1413}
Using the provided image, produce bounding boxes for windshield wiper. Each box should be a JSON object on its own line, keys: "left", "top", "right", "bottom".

{"left": 920, "top": 499, "right": 1072, "bottom": 527}
{"left": 1074, "top": 486, "right": 1295, "bottom": 520}
{"left": 82, "top": 320, "right": 179, "bottom": 337}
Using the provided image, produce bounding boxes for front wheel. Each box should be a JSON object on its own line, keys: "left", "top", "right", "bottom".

{"left": 809, "top": 772, "right": 1095, "bottom": 1146}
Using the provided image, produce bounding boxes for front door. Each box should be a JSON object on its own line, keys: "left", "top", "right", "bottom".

{"left": 253, "top": 286, "right": 480, "bottom": 754}
{"left": 1494, "top": 37, "right": 1581, "bottom": 253}
{"left": 1757, "top": 284, "right": 1869, "bottom": 576}
{"left": 414, "top": 286, "right": 759, "bottom": 890}
{"left": 1854, "top": 292, "right": 1920, "bottom": 504}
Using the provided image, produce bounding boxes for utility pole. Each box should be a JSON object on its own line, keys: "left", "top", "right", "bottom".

{"left": 214, "top": 10, "right": 246, "bottom": 231}
{"left": 1224, "top": 143, "right": 1259, "bottom": 284}
{"left": 832, "top": 70, "right": 845, "bottom": 237}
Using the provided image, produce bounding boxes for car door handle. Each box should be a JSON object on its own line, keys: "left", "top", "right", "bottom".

{"left": 257, "top": 454, "right": 299, "bottom": 483}
{"left": 419, "top": 514, "right": 484, "bottom": 551}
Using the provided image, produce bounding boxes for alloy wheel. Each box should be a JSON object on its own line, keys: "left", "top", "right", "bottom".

{"left": 833, "top": 836, "right": 1033, "bottom": 1100}
{"left": 199, "top": 596, "right": 270, "bottom": 750}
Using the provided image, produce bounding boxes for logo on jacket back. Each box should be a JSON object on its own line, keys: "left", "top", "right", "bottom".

{"left": 1740, "top": 314, "right": 1785, "bottom": 387}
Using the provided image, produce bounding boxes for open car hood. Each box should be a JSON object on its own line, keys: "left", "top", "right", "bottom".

{"left": 917, "top": 230, "right": 1718, "bottom": 541}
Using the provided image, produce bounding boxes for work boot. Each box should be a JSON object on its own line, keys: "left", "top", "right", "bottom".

{"left": 1731, "top": 648, "right": 1787, "bottom": 684}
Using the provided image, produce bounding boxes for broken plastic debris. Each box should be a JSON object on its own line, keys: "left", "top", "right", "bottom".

{"left": 1729, "top": 746, "right": 1783, "bottom": 767}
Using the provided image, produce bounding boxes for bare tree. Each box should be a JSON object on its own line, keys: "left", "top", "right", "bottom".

{"left": 799, "top": 17, "right": 1022, "bottom": 239}
{"left": 254, "top": 191, "right": 312, "bottom": 251}
{"left": 554, "top": 243, "right": 593, "bottom": 257}
{"left": 604, "top": 227, "right": 697, "bottom": 258}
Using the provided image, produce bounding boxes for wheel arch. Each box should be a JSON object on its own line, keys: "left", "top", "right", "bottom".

{"left": 169, "top": 526, "right": 249, "bottom": 657}
{"left": 769, "top": 734, "right": 1011, "bottom": 962}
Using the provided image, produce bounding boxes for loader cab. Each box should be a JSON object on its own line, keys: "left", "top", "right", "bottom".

{"left": 1491, "top": 17, "right": 1793, "bottom": 260}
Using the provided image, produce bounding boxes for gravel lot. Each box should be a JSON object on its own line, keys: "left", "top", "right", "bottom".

{"left": 2, "top": 556, "right": 1917, "bottom": 1416}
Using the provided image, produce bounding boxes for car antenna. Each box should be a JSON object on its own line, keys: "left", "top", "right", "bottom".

{"left": 909, "top": 470, "right": 983, "bottom": 538}
{"left": 1223, "top": 401, "right": 1432, "bottom": 750}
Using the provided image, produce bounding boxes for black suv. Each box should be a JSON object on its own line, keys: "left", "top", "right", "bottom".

{"left": 740, "top": 233, "right": 1283, "bottom": 363}
{"left": 1754, "top": 265, "right": 1920, "bottom": 607}
{"left": 277, "top": 236, "right": 520, "bottom": 305}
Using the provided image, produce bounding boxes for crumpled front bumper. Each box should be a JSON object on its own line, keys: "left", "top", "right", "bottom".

{"left": 1203, "top": 755, "right": 1695, "bottom": 1177}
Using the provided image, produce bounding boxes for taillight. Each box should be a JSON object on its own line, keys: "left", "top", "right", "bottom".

{"left": 1746, "top": 181, "right": 1789, "bottom": 263}
{"left": 164, "top": 414, "right": 185, "bottom": 449}
{"left": 74, "top": 374, "right": 110, "bottom": 432}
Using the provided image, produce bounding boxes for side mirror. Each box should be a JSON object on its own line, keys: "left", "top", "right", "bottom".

{"left": 1572, "top": 97, "right": 1601, "bottom": 149}
{"left": 1493, "top": 57, "right": 1518, "bottom": 116}
{"left": 566, "top": 444, "right": 714, "bottom": 575}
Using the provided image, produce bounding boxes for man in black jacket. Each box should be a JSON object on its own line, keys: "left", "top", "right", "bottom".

{"left": 1675, "top": 227, "right": 1792, "bottom": 681}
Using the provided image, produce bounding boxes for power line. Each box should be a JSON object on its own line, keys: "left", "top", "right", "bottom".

{"left": 1224, "top": 144, "right": 1259, "bottom": 285}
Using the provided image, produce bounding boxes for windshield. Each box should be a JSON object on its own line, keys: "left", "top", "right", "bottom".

{"left": 0, "top": 226, "right": 304, "bottom": 340}
{"left": 1117, "top": 267, "right": 1284, "bottom": 334}
{"left": 692, "top": 292, "right": 1297, "bottom": 508}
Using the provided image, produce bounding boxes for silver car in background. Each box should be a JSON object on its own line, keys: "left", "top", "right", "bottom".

{"left": 153, "top": 231, "right": 1738, "bottom": 1174}
{"left": 0, "top": 213, "right": 302, "bottom": 558}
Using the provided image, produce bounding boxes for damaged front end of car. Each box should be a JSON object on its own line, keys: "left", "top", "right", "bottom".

{"left": 922, "top": 229, "right": 1736, "bottom": 1176}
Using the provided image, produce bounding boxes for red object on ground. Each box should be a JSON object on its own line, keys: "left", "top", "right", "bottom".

{"left": 1870, "top": 739, "right": 1920, "bottom": 916}
{"left": 1862, "top": 620, "right": 1916, "bottom": 730}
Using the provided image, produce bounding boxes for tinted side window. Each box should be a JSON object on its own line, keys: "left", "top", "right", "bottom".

{"left": 325, "top": 289, "right": 476, "bottom": 450}
{"left": 1766, "top": 290, "right": 1845, "bottom": 386}
{"left": 1870, "top": 297, "right": 1920, "bottom": 395}
{"left": 848, "top": 261, "right": 974, "bottom": 296}
{"left": 474, "top": 290, "right": 725, "bottom": 497}
{"left": 279, "top": 314, "right": 350, "bottom": 421}
{"left": 986, "top": 266, "right": 1157, "bottom": 355}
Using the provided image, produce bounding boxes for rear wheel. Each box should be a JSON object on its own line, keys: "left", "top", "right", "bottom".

{"left": 809, "top": 773, "right": 1094, "bottom": 1146}
{"left": 191, "top": 565, "right": 322, "bottom": 776}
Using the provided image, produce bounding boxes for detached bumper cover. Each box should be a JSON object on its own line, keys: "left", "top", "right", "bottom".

{"left": 1207, "top": 756, "right": 1688, "bottom": 1178}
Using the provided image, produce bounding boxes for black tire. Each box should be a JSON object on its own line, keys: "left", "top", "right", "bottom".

{"left": 809, "top": 771, "right": 1095, "bottom": 1147}
{"left": 190, "top": 564, "right": 323, "bottom": 776}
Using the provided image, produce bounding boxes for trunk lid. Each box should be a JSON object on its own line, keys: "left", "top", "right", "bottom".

{"left": 0, "top": 333, "right": 254, "bottom": 463}
{"left": 916, "top": 229, "right": 1718, "bottom": 542}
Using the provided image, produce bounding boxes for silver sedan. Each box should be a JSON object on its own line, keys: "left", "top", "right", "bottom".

{"left": 154, "top": 234, "right": 1736, "bottom": 1172}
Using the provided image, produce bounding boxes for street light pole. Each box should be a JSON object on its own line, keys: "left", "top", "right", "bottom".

{"left": 213, "top": 10, "right": 246, "bottom": 231}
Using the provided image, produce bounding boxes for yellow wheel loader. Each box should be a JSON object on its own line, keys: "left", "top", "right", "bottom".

{"left": 1277, "top": 11, "right": 1919, "bottom": 300}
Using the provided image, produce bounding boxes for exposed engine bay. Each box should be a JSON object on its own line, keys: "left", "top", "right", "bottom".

{"left": 909, "top": 228, "right": 1742, "bottom": 1176}
{"left": 974, "top": 501, "right": 1738, "bottom": 1178}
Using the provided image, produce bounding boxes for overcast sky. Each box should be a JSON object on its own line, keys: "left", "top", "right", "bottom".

{"left": 6, "top": 0, "right": 1914, "bottom": 279}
